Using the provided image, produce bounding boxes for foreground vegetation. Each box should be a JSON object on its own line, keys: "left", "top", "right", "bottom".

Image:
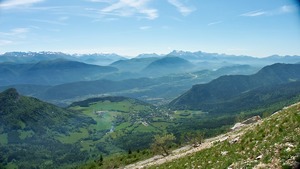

{"left": 150, "top": 103, "right": 300, "bottom": 169}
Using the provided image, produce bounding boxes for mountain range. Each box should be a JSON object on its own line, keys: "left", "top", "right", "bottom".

{"left": 0, "top": 52, "right": 126, "bottom": 66}
{"left": 0, "top": 59, "right": 117, "bottom": 86}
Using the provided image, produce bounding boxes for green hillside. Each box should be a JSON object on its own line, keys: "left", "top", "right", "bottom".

{"left": 0, "top": 89, "right": 167, "bottom": 168}
{"left": 151, "top": 102, "right": 300, "bottom": 169}
{"left": 0, "top": 88, "right": 95, "bottom": 168}
{"left": 170, "top": 63, "right": 300, "bottom": 110}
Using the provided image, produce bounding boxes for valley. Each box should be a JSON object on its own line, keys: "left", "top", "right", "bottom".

{"left": 0, "top": 52, "right": 300, "bottom": 169}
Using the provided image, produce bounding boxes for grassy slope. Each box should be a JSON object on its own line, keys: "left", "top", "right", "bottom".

{"left": 151, "top": 103, "right": 300, "bottom": 169}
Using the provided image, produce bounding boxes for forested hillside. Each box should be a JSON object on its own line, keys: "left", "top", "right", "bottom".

{"left": 170, "top": 63, "right": 300, "bottom": 111}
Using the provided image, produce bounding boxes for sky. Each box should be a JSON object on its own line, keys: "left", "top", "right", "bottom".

{"left": 0, "top": 0, "right": 300, "bottom": 58}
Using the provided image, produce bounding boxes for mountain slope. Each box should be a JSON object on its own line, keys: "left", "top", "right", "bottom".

{"left": 142, "top": 56, "right": 195, "bottom": 76}
{"left": 39, "top": 78, "right": 157, "bottom": 101}
{"left": 0, "top": 88, "right": 95, "bottom": 168}
{"left": 76, "top": 53, "right": 127, "bottom": 66}
{"left": 170, "top": 63, "right": 300, "bottom": 110}
{"left": 0, "top": 59, "right": 118, "bottom": 86}
{"left": 151, "top": 102, "right": 300, "bottom": 169}
{"left": 110, "top": 57, "right": 160, "bottom": 72}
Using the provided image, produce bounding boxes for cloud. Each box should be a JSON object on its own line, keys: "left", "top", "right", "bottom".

{"left": 139, "top": 26, "right": 151, "bottom": 30}
{"left": 58, "top": 16, "right": 70, "bottom": 21}
{"left": 0, "top": 40, "right": 13, "bottom": 46}
{"left": 280, "top": 5, "right": 297, "bottom": 13}
{"left": 87, "top": 0, "right": 111, "bottom": 2}
{"left": 207, "top": 21, "right": 223, "bottom": 26}
{"left": 167, "top": 0, "right": 195, "bottom": 16}
{"left": 0, "top": 28, "right": 29, "bottom": 36}
{"left": 0, "top": 28, "right": 30, "bottom": 46}
{"left": 100, "top": 0, "right": 158, "bottom": 20}
{"left": 0, "top": 0, "right": 44, "bottom": 8}
{"left": 241, "top": 5, "right": 297, "bottom": 17}
{"left": 31, "top": 19, "right": 68, "bottom": 25}
{"left": 241, "top": 10, "right": 266, "bottom": 17}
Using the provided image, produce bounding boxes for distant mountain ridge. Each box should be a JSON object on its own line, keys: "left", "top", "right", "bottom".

{"left": 0, "top": 52, "right": 126, "bottom": 65}
{"left": 2, "top": 51, "right": 300, "bottom": 66}
{"left": 0, "top": 59, "right": 118, "bottom": 86}
{"left": 142, "top": 57, "right": 195, "bottom": 76}
{"left": 170, "top": 63, "right": 300, "bottom": 111}
{"left": 110, "top": 57, "right": 160, "bottom": 72}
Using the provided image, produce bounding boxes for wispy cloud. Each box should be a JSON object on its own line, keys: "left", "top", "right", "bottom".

{"left": 241, "top": 5, "right": 298, "bottom": 17}
{"left": 139, "top": 26, "right": 151, "bottom": 30}
{"left": 167, "top": 0, "right": 195, "bottom": 16}
{"left": 0, "top": 28, "right": 30, "bottom": 46}
{"left": 31, "top": 19, "right": 68, "bottom": 26}
{"left": 0, "top": 28, "right": 29, "bottom": 36}
{"left": 207, "top": 21, "right": 223, "bottom": 26}
{"left": 0, "top": 0, "right": 44, "bottom": 8}
{"left": 87, "top": 0, "right": 111, "bottom": 2}
{"left": 241, "top": 10, "right": 266, "bottom": 17}
{"left": 58, "top": 16, "right": 70, "bottom": 21}
{"left": 0, "top": 40, "right": 13, "bottom": 46}
{"left": 279, "top": 5, "right": 297, "bottom": 13}
{"left": 100, "top": 0, "right": 158, "bottom": 20}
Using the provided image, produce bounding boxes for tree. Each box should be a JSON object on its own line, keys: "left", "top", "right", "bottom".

{"left": 96, "top": 154, "right": 103, "bottom": 166}
{"left": 151, "top": 133, "right": 175, "bottom": 156}
{"left": 235, "top": 112, "right": 246, "bottom": 122}
{"left": 182, "top": 131, "right": 204, "bottom": 147}
{"left": 128, "top": 148, "right": 132, "bottom": 155}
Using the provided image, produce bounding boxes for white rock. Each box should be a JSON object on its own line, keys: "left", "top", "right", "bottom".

{"left": 256, "top": 154, "right": 263, "bottom": 160}
{"left": 221, "top": 151, "right": 228, "bottom": 156}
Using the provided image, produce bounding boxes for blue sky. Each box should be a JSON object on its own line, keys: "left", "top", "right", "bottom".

{"left": 0, "top": 0, "right": 299, "bottom": 57}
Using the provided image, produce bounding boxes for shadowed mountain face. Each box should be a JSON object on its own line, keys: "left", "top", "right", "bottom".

{"left": 0, "top": 59, "right": 118, "bottom": 86}
{"left": 169, "top": 63, "right": 300, "bottom": 111}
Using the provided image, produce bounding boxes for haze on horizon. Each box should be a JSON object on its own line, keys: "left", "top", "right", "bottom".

{"left": 0, "top": 0, "right": 300, "bottom": 58}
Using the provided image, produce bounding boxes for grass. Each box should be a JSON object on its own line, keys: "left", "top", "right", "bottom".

{"left": 72, "top": 107, "right": 122, "bottom": 131}
{"left": 115, "top": 122, "right": 131, "bottom": 131}
{"left": 173, "top": 110, "right": 205, "bottom": 119}
{"left": 56, "top": 128, "right": 89, "bottom": 144}
{"left": 150, "top": 103, "right": 300, "bottom": 169}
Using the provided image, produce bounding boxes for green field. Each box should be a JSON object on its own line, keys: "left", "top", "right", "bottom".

{"left": 64, "top": 98, "right": 170, "bottom": 156}
{"left": 173, "top": 110, "right": 206, "bottom": 118}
